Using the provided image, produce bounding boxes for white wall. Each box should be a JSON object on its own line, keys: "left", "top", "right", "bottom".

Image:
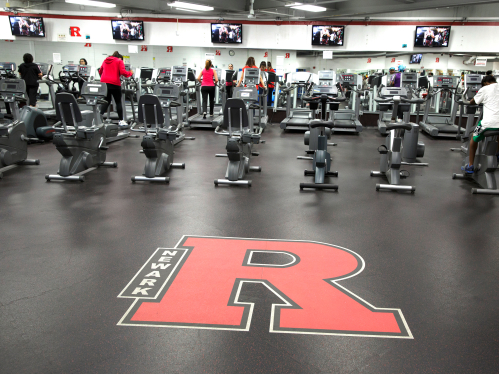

{"left": 2, "top": 15, "right": 499, "bottom": 53}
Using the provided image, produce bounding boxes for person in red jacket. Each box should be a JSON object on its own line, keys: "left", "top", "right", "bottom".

{"left": 98, "top": 51, "right": 133, "bottom": 127}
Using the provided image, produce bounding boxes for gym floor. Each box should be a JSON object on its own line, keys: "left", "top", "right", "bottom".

{"left": 1, "top": 124, "right": 498, "bottom": 373}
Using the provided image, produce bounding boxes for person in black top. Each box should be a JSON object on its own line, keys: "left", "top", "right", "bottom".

{"left": 18, "top": 53, "right": 42, "bottom": 107}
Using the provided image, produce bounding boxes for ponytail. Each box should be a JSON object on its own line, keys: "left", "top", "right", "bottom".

{"left": 205, "top": 60, "right": 212, "bottom": 70}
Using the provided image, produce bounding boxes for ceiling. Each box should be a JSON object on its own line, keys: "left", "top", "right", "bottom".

{"left": 5, "top": 0, "right": 499, "bottom": 21}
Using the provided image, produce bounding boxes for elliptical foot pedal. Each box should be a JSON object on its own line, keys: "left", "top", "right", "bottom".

{"left": 171, "top": 163, "right": 185, "bottom": 169}
{"left": 249, "top": 166, "right": 261, "bottom": 172}
{"left": 304, "top": 170, "right": 315, "bottom": 176}
{"left": 305, "top": 150, "right": 314, "bottom": 155}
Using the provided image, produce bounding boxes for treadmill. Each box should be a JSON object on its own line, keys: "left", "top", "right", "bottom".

{"left": 187, "top": 67, "right": 224, "bottom": 129}
{"left": 420, "top": 75, "right": 463, "bottom": 138}
{"left": 332, "top": 73, "right": 363, "bottom": 133}
{"left": 280, "top": 72, "right": 316, "bottom": 131}
{"left": 0, "top": 62, "right": 17, "bottom": 119}
{"left": 378, "top": 73, "right": 418, "bottom": 135}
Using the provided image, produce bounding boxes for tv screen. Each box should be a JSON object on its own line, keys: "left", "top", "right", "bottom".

{"left": 211, "top": 24, "right": 242, "bottom": 44}
{"left": 9, "top": 16, "right": 45, "bottom": 37}
{"left": 414, "top": 26, "right": 450, "bottom": 47}
{"left": 312, "top": 25, "right": 344, "bottom": 46}
{"left": 410, "top": 54, "right": 423, "bottom": 64}
{"left": 111, "top": 20, "right": 144, "bottom": 41}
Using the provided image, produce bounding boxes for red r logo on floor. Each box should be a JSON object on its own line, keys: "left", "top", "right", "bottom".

{"left": 118, "top": 236, "right": 413, "bottom": 339}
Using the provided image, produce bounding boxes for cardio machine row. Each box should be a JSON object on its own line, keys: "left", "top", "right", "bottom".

{"left": 1, "top": 71, "right": 497, "bottom": 195}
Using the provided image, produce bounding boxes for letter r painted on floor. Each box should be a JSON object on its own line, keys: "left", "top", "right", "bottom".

{"left": 119, "top": 236, "right": 412, "bottom": 338}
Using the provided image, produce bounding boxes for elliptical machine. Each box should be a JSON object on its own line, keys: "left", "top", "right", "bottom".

{"left": 214, "top": 98, "right": 261, "bottom": 187}
{"left": 299, "top": 93, "right": 340, "bottom": 191}
{"left": 131, "top": 92, "right": 186, "bottom": 183}
{"left": 371, "top": 89, "right": 420, "bottom": 192}
{"left": 0, "top": 79, "right": 40, "bottom": 179}
{"left": 46, "top": 82, "right": 117, "bottom": 182}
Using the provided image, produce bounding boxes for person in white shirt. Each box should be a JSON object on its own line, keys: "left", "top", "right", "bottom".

{"left": 461, "top": 75, "right": 499, "bottom": 174}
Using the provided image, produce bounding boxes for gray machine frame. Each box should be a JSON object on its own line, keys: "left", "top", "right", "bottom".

{"left": 0, "top": 79, "right": 40, "bottom": 178}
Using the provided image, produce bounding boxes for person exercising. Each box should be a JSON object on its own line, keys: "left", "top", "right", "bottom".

{"left": 226, "top": 63, "right": 234, "bottom": 98}
{"left": 78, "top": 58, "right": 88, "bottom": 96}
{"left": 236, "top": 57, "right": 266, "bottom": 88}
{"left": 18, "top": 53, "right": 43, "bottom": 107}
{"left": 266, "top": 61, "right": 276, "bottom": 106}
{"left": 461, "top": 75, "right": 499, "bottom": 174}
{"left": 196, "top": 59, "right": 219, "bottom": 119}
{"left": 390, "top": 65, "right": 404, "bottom": 87}
{"left": 98, "top": 51, "right": 133, "bottom": 128}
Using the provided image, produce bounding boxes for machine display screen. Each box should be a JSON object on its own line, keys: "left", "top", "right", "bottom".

{"left": 312, "top": 25, "right": 344, "bottom": 46}
{"left": 414, "top": 26, "right": 450, "bottom": 47}
{"left": 89, "top": 88, "right": 99, "bottom": 92}
{"left": 111, "top": 20, "right": 144, "bottom": 40}
{"left": 390, "top": 90, "right": 399, "bottom": 94}
{"left": 175, "top": 69, "right": 184, "bottom": 73}
{"left": 241, "top": 93, "right": 250, "bottom": 97}
{"left": 64, "top": 65, "right": 78, "bottom": 71}
{"left": 410, "top": 54, "right": 423, "bottom": 64}
{"left": 342, "top": 75, "right": 354, "bottom": 81}
{"left": 7, "top": 84, "right": 17, "bottom": 89}
{"left": 439, "top": 77, "right": 453, "bottom": 84}
{"left": 9, "top": 16, "right": 45, "bottom": 37}
{"left": 211, "top": 23, "right": 242, "bottom": 43}
{"left": 469, "top": 77, "right": 480, "bottom": 81}
{"left": 162, "top": 90, "right": 171, "bottom": 95}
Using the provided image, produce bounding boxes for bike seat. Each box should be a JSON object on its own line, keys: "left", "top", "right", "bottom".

{"left": 484, "top": 130, "right": 499, "bottom": 137}
{"left": 310, "top": 120, "right": 334, "bottom": 129}
{"left": 226, "top": 138, "right": 240, "bottom": 153}
{"left": 386, "top": 123, "right": 412, "bottom": 131}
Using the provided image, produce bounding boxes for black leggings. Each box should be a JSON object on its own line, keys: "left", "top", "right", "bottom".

{"left": 27, "top": 85, "right": 38, "bottom": 106}
{"left": 100, "top": 83, "right": 123, "bottom": 121}
{"left": 201, "top": 86, "right": 215, "bottom": 115}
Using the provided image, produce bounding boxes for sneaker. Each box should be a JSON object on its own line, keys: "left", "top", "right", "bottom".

{"left": 118, "top": 120, "right": 129, "bottom": 129}
{"left": 461, "top": 164, "right": 474, "bottom": 174}
{"left": 203, "top": 112, "right": 207, "bottom": 119}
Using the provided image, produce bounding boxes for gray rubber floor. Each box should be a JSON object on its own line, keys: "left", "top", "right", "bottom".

{"left": 1, "top": 124, "right": 498, "bottom": 373}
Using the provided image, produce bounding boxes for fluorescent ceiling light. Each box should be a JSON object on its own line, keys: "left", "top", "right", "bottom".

{"left": 284, "top": 2, "right": 302, "bottom": 6}
{"left": 169, "top": 1, "right": 213, "bottom": 11}
{"left": 65, "top": 0, "right": 116, "bottom": 8}
{"left": 291, "top": 4, "right": 326, "bottom": 12}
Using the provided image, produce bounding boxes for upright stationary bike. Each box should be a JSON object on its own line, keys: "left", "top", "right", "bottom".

{"left": 299, "top": 93, "right": 340, "bottom": 191}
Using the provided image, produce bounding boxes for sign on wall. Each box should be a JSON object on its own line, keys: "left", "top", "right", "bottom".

{"left": 166, "top": 46, "right": 173, "bottom": 52}
{"left": 141, "top": 45, "right": 148, "bottom": 52}
{"left": 128, "top": 45, "right": 138, "bottom": 54}
{"left": 205, "top": 52, "right": 215, "bottom": 61}
{"left": 475, "top": 58, "right": 487, "bottom": 66}
{"left": 58, "top": 34, "right": 66, "bottom": 41}
{"left": 323, "top": 51, "right": 333, "bottom": 60}
{"left": 70, "top": 27, "right": 81, "bottom": 37}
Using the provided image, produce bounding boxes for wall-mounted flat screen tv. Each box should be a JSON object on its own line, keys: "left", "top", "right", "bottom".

{"left": 9, "top": 16, "right": 45, "bottom": 37}
{"left": 414, "top": 26, "right": 450, "bottom": 47}
{"left": 410, "top": 54, "right": 423, "bottom": 64}
{"left": 312, "top": 25, "right": 344, "bottom": 46}
{"left": 211, "top": 23, "right": 242, "bottom": 44}
{"left": 111, "top": 20, "right": 144, "bottom": 41}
